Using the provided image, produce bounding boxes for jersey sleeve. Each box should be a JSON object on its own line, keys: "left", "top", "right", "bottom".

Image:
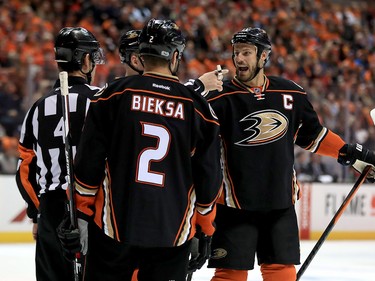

{"left": 184, "top": 78, "right": 207, "bottom": 96}
{"left": 295, "top": 94, "right": 345, "bottom": 158}
{"left": 191, "top": 97, "right": 222, "bottom": 235}
{"left": 15, "top": 107, "right": 40, "bottom": 222}
{"left": 73, "top": 94, "right": 110, "bottom": 218}
{"left": 313, "top": 129, "right": 345, "bottom": 158}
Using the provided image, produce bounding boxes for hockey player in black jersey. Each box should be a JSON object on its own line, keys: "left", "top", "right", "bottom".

{"left": 119, "top": 29, "right": 144, "bottom": 77}
{"left": 205, "top": 27, "right": 375, "bottom": 281}
{"left": 76, "top": 27, "right": 226, "bottom": 281}
{"left": 15, "top": 27, "right": 105, "bottom": 281}
{"left": 74, "top": 28, "right": 145, "bottom": 281}
{"left": 72, "top": 19, "right": 223, "bottom": 281}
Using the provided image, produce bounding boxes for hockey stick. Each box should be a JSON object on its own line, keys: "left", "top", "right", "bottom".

{"left": 59, "top": 71, "right": 82, "bottom": 281}
{"left": 296, "top": 164, "right": 372, "bottom": 280}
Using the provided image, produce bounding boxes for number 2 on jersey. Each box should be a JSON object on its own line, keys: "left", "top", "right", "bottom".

{"left": 136, "top": 122, "right": 171, "bottom": 187}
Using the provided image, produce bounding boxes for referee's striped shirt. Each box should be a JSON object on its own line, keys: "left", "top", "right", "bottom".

{"left": 15, "top": 76, "right": 100, "bottom": 222}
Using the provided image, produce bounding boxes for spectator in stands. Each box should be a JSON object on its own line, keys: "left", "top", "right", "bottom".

{"left": 1, "top": 0, "right": 375, "bottom": 183}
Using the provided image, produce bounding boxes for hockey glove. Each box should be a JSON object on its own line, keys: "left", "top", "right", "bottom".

{"left": 57, "top": 215, "right": 81, "bottom": 261}
{"left": 338, "top": 143, "right": 375, "bottom": 166}
{"left": 78, "top": 218, "right": 88, "bottom": 255}
{"left": 187, "top": 229, "right": 212, "bottom": 274}
{"left": 352, "top": 160, "right": 375, "bottom": 183}
{"left": 338, "top": 143, "right": 375, "bottom": 182}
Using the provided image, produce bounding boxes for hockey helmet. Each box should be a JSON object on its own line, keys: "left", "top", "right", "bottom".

{"left": 55, "top": 27, "right": 105, "bottom": 66}
{"left": 231, "top": 27, "right": 271, "bottom": 62}
{"left": 119, "top": 30, "right": 141, "bottom": 64}
{"left": 139, "top": 19, "right": 186, "bottom": 61}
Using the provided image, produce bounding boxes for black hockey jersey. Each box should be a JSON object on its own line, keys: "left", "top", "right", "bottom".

{"left": 74, "top": 72, "right": 222, "bottom": 247}
{"left": 207, "top": 75, "right": 345, "bottom": 211}
{"left": 16, "top": 77, "right": 100, "bottom": 221}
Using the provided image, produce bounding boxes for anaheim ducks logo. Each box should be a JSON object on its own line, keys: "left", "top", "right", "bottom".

{"left": 235, "top": 109, "right": 288, "bottom": 146}
{"left": 127, "top": 30, "right": 139, "bottom": 39}
{"left": 210, "top": 248, "right": 227, "bottom": 259}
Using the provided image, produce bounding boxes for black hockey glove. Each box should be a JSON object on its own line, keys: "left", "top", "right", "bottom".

{"left": 187, "top": 230, "right": 212, "bottom": 274}
{"left": 338, "top": 143, "right": 375, "bottom": 166}
{"left": 57, "top": 215, "right": 81, "bottom": 261}
{"left": 338, "top": 143, "right": 375, "bottom": 182}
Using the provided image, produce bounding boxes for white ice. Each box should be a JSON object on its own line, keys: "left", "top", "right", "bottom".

{"left": 0, "top": 240, "right": 374, "bottom": 281}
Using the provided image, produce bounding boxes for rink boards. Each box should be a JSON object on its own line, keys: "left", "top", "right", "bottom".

{"left": 1, "top": 175, "right": 375, "bottom": 242}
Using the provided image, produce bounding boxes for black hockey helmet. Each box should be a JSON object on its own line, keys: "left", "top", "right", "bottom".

{"left": 231, "top": 27, "right": 271, "bottom": 62}
{"left": 119, "top": 29, "right": 141, "bottom": 64}
{"left": 55, "top": 27, "right": 105, "bottom": 66}
{"left": 231, "top": 27, "right": 271, "bottom": 50}
{"left": 139, "top": 19, "right": 186, "bottom": 61}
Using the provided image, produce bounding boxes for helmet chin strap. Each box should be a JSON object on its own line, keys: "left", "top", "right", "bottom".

{"left": 80, "top": 64, "right": 94, "bottom": 84}
{"left": 127, "top": 61, "right": 143, "bottom": 75}
{"left": 169, "top": 52, "right": 181, "bottom": 76}
{"left": 244, "top": 61, "right": 262, "bottom": 83}
{"left": 79, "top": 53, "right": 98, "bottom": 84}
{"left": 126, "top": 53, "right": 144, "bottom": 75}
{"left": 169, "top": 61, "right": 180, "bottom": 76}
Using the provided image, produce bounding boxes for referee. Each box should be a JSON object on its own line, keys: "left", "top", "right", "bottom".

{"left": 15, "top": 27, "right": 105, "bottom": 281}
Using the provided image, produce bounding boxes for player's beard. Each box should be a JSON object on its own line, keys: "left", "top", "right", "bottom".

{"left": 235, "top": 63, "right": 257, "bottom": 83}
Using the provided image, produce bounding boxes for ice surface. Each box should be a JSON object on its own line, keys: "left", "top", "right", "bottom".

{"left": 0, "top": 240, "right": 374, "bottom": 281}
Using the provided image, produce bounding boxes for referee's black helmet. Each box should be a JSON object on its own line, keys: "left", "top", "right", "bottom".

{"left": 55, "top": 27, "right": 105, "bottom": 67}
{"left": 139, "top": 18, "right": 186, "bottom": 61}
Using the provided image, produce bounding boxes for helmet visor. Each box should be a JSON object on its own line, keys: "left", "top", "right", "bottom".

{"left": 91, "top": 48, "right": 106, "bottom": 65}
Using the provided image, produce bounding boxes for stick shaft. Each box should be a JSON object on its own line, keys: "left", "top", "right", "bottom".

{"left": 60, "top": 71, "right": 77, "bottom": 227}
{"left": 59, "top": 71, "right": 82, "bottom": 281}
{"left": 296, "top": 165, "right": 371, "bottom": 280}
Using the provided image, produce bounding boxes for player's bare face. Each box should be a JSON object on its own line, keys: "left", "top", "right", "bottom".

{"left": 233, "top": 43, "right": 258, "bottom": 82}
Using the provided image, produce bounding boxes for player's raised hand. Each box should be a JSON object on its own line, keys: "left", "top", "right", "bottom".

{"left": 198, "top": 65, "right": 229, "bottom": 93}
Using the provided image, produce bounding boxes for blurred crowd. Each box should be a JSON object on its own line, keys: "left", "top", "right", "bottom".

{"left": 0, "top": 0, "right": 375, "bottom": 182}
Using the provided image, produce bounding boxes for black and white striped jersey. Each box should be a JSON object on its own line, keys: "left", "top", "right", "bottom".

{"left": 16, "top": 76, "right": 100, "bottom": 221}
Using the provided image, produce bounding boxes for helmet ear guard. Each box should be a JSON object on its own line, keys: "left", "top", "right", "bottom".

{"left": 55, "top": 47, "right": 74, "bottom": 63}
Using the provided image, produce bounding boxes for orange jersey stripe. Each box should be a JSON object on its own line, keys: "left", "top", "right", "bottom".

{"left": 315, "top": 130, "right": 345, "bottom": 158}
{"left": 194, "top": 108, "right": 220, "bottom": 126}
{"left": 18, "top": 144, "right": 39, "bottom": 208}
{"left": 221, "top": 141, "right": 241, "bottom": 208}
{"left": 196, "top": 204, "right": 217, "bottom": 236}
{"left": 93, "top": 88, "right": 194, "bottom": 103}
{"left": 105, "top": 164, "right": 120, "bottom": 241}
{"left": 207, "top": 91, "right": 247, "bottom": 102}
{"left": 174, "top": 185, "right": 195, "bottom": 245}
